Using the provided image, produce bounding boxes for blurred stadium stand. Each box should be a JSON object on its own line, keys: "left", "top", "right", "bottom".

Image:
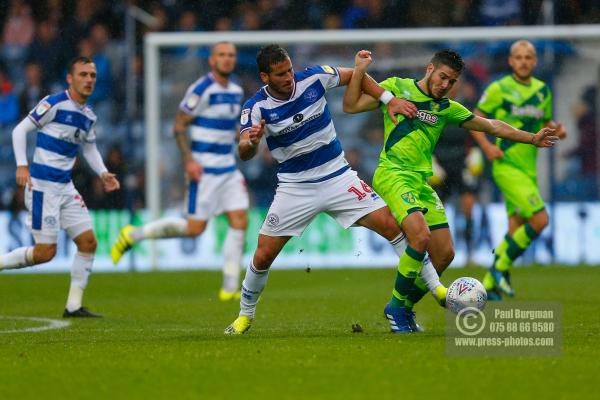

{"left": 0, "top": 0, "right": 599, "bottom": 212}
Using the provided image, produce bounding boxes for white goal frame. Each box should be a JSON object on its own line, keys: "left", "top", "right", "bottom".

{"left": 144, "top": 25, "right": 600, "bottom": 268}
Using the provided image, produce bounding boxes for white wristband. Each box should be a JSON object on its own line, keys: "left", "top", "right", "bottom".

{"left": 379, "top": 90, "right": 394, "bottom": 105}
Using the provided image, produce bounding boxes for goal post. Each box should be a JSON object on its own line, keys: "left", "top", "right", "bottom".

{"left": 144, "top": 25, "right": 600, "bottom": 269}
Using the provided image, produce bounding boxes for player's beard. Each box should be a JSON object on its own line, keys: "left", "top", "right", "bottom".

{"left": 425, "top": 76, "right": 438, "bottom": 99}
{"left": 513, "top": 69, "right": 532, "bottom": 82}
{"left": 215, "top": 67, "right": 233, "bottom": 78}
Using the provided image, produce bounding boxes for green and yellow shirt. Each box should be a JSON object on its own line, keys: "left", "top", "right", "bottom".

{"left": 379, "top": 77, "right": 474, "bottom": 176}
{"left": 477, "top": 74, "right": 552, "bottom": 177}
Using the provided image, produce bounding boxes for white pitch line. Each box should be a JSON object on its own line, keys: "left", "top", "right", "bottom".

{"left": 0, "top": 316, "right": 71, "bottom": 334}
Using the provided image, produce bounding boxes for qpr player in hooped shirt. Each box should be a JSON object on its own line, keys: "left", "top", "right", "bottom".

{"left": 224, "top": 44, "right": 447, "bottom": 335}
{"left": 0, "top": 57, "right": 120, "bottom": 318}
{"left": 110, "top": 42, "right": 250, "bottom": 302}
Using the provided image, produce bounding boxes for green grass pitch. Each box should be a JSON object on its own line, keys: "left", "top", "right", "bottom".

{"left": 1, "top": 266, "right": 598, "bottom": 399}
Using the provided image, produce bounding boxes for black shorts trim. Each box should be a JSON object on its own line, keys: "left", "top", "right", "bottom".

{"left": 429, "top": 223, "right": 449, "bottom": 231}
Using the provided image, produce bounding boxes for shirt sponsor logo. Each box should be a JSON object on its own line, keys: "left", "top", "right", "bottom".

{"left": 240, "top": 108, "right": 250, "bottom": 125}
{"left": 417, "top": 110, "right": 438, "bottom": 125}
{"left": 293, "top": 113, "right": 304, "bottom": 123}
{"left": 510, "top": 104, "right": 544, "bottom": 118}
{"left": 36, "top": 101, "right": 51, "bottom": 116}
{"left": 279, "top": 111, "right": 322, "bottom": 135}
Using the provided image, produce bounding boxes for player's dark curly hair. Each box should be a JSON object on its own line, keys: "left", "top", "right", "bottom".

{"left": 256, "top": 44, "right": 289, "bottom": 73}
{"left": 430, "top": 49, "right": 464, "bottom": 73}
{"left": 68, "top": 56, "right": 94, "bottom": 74}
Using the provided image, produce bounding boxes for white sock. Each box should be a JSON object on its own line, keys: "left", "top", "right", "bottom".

{"left": 130, "top": 217, "right": 188, "bottom": 241}
{"left": 389, "top": 233, "right": 443, "bottom": 292}
{"left": 0, "top": 246, "right": 35, "bottom": 270}
{"left": 239, "top": 260, "right": 270, "bottom": 319}
{"left": 66, "top": 252, "right": 94, "bottom": 312}
{"left": 389, "top": 233, "right": 407, "bottom": 257}
{"left": 222, "top": 228, "right": 245, "bottom": 292}
{"left": 421, "top": 254, "right": 444, "bottom": 292}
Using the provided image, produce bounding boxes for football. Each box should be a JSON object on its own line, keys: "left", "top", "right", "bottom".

{"left": 446, "top": 277, "right": 487, "bottom": 314}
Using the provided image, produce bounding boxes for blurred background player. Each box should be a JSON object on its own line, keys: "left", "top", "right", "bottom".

{"left": 344, "top": 48, "right": 558, "bottom": 333}
{"left": 471, "top": 40, "right": 567, "bottom": 300}
{"left": 430, "top": 77, "right": 484, "bottom": 267}
{"left": 111, "top": 42, "right": 248, "bottom": 301}
{"left": 0, "top": 56, "right": 120, "bottom": 318}
{"left": 224, "top": 44, "right": 446, "bottom": 335}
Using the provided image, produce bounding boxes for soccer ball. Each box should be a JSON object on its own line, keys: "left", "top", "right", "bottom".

{"left": 445, "top": 277, "right": 487, "bottom": 314}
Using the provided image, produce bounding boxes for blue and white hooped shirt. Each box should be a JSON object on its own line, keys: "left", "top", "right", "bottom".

{"left": 179, "top": 73, "right": 243, "bottom": 175}
{"left": 28, "top": 90, "right": 98, "bottom": 194}
{"left": 240, "top": 65, "right": 349, "bottom": 183}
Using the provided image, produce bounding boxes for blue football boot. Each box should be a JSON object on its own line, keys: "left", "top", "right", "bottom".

{"left": 383, "top": 303, "right": 414, "bottom": 333}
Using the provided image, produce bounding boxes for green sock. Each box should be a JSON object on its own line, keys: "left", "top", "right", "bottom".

{"left": 390, "top": 246, "right": 425, "bottom": 309}
{"left": 494, "top": 224, "right": 539, "bottom": 272}
{"left": 406, "top": 276, "right": 429, "bottom": 306}
{"left": 483, "top": 271, "right": 495, "bottom": 290}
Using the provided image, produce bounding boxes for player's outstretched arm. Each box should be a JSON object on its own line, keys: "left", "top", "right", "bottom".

{"left": 469, "top": 109, "right": 504, "bottom": 160}
{"left": 463, "top": 115, "right": 559, "bottom": 148}
{"left": 173, "top": 111, "right": 202, "bottom": 182}
{"left": 239, "top": 120, "right": 266, "bottom": 161}
{"left": 12, "top": 117, "right": 37, "bottom": 187}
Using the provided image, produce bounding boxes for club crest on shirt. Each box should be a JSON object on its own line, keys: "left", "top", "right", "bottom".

{"left": 401, "top": 192, "right": 416, "bottom": 204}
{"left": 44, "top": 216, "right": 57, "bottom": 227}
{"left": 240, "top": 108, "right": 250, "bottom": 125}
{"left": 36, "top": 101, "right": 51, "bottom": 116}
{"left": 304, "top": 88, "right": 318, "bottom": 102}
{"left": 537, "top": 91, "right": 545, "bottom": 103}
{"left": 266, "top": 213, "right": 280, "bottom": 227}
{"left": 528, "top": 194, "right": 541, "bottom": 206}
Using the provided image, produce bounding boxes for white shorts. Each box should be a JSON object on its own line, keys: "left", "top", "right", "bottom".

{"left": 24, "top": 188, "right": 93, "bottom": 244}
{"left": 260, "top": 169, "right": 387, "bottom": 237}
{"left": 185, "top": 169, "right": 249, "bottom": 220}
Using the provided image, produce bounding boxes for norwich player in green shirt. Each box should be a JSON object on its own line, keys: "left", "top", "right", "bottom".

{"left": 471, "top": 40, "right": 567, "bottom": 300}
{"left": 343, "top": 49, "right": 558, "bottom": 333}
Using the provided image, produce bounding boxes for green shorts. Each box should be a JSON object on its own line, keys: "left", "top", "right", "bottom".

{"left": 492, "top": 163, "right": 545, "bottom": 218}
{"left": 372, "top": 166, "right": 448, "bottom": 230}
